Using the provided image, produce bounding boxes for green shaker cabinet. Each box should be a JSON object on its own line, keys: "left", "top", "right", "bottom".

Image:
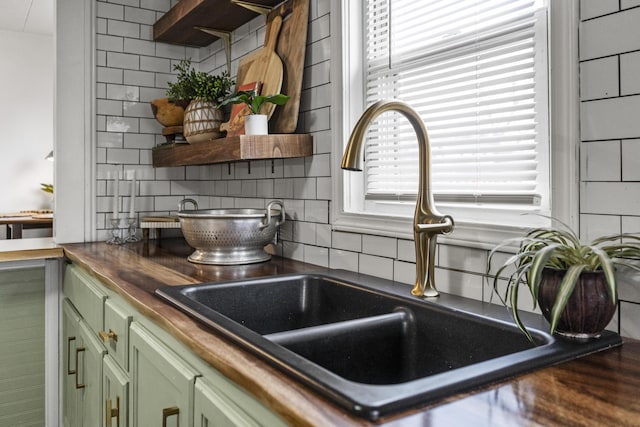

{"left": 62, "top": 299, "right": 107, "bottom": 427}
{"left": 62, "top": 263, "right": 286, "bottom": 426}
{"left": 103, "top": 355, "right": 129, "bottom": 427}
{"left": 130, "top": 322, "right": 199, "bottom": 427}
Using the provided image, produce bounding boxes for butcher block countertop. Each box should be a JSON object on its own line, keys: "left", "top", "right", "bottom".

{"left": 61, "top": 239, "right": 640, "bottom": 426}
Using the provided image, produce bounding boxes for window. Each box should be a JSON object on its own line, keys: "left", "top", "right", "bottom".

{"left": 332, "top": 0, "right": 578, "bottom": 245}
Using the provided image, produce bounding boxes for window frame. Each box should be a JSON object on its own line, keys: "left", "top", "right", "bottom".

{"left": 330, "top": 0, "right": 579, "bottom": 248}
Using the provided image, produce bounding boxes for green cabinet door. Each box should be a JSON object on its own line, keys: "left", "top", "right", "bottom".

{"left": 62, "top": 299, "right": 107, "bottom": 427}
{"left": 130, "top": 322, "right": 200, "bottom": 427}
{"left": 194, "top": 376, "right": 286, "bottom": 427}
{"left": 103, "top": 355, "right": 129, "bottom": 427}
{"left": 62, "top": 299, "right": 81, "bottom": 427}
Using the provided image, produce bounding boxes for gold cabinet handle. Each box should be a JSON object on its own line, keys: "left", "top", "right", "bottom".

{"left": 162, "top": 406, "right": 179, "bottom": 427}
{"left": 74, "top": 347, "right": 86, "bottom": 389}
{"left": 99, "top": 329, "right": 118, "bottom": 343}
{"left": 106, "top": 396, "right": 120, "bottom": 427}
{"left": 67, "top": 336, "right": 76, "bottom": 375}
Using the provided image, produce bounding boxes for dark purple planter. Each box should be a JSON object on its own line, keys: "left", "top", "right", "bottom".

{"left": 537, "top": 268, "right": 617, "bottom": 342}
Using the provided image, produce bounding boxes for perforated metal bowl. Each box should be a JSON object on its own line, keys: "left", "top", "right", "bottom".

{"left": 178, "top": 199, "right": 285, "bottom": 265}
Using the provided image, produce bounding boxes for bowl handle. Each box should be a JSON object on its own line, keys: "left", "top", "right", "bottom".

{"left": 261, "top": 200, "right": 285, "bottom": 230}
{"left": 178, "top": 198, "right": 198, "bottom": 212}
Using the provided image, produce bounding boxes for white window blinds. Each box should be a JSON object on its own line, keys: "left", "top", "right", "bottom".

{"left": 362, "top": 0, "right": 549, "bottom": 206}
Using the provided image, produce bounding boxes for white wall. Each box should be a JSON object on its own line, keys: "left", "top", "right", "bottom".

{"left": 0, "top": 30, "right": 54, "bottom": 214}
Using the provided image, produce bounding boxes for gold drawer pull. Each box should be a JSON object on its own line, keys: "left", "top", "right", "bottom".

{"left": 67, "top": 336, "right": 76, "bottom": 375}
{"left": 75, "top": 347, "right": 86, "bottom": 389}
{"left": 106, "top": 396, "right": 120, "bottom": 427}
{"left": 99, "top": 329, "right": 118, "bottom": 343}
{"left": 162, "top": 406, "right": 179, "bottom": 427}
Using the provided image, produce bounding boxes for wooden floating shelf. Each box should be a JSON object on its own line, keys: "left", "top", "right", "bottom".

{"left": 154, "top": 0, "right": 282, "bottom": 47}
{"left": 152, "top": 134, "right": 313, "bottom": 167}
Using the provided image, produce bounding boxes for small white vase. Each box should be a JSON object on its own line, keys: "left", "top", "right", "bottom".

{"left": 244, "top": 114, "right": 268, "bottom": 135}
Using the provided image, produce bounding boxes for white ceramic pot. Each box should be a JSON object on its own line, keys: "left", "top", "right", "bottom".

{"left": 244, "top": 114, "right": 268, "bottom": 135}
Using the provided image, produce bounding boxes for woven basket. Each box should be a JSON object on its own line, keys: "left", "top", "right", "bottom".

{"left": 184, "top": 100, "right": 224, "bottom": 143}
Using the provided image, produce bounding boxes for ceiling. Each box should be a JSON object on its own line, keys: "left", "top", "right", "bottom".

{"left": 0, "top": 0, "right": 53, "bottom": 35}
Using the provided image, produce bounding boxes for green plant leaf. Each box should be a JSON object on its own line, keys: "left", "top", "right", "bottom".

{"left": 549, "top": 264, "right": 586, "bottom": 334}
{"left": 589, "top": 245, "right": 618, "bottom": 304}
{"left": 528, "top": 243, "right": 561, "bottom": 302}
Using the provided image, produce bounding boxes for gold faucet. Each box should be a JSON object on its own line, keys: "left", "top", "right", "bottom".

{"left": 341, "top": 100, "right": 454, "bottom": 298}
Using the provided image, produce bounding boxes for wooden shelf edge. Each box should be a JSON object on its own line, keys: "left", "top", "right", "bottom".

{"left": 152, "top": 134, "right": 313, "bottom": 167}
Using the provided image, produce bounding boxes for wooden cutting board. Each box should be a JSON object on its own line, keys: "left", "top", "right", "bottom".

{"left": 267, "top": 0, "right": 309, "bottom": 134}
{"left": 236, "top": 15, "right": 284, "bottom": 119}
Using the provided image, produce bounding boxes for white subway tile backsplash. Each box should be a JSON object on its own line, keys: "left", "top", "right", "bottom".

{"left": 294, "top": 221, "right": 316, "bottom": 245}
{"left": 332, "top": 231, "right": 362, "bottom": 252}
{"left": 282, "top": 241, "right": 305, "bottom": 262}
{"left": 107, "top": 84, "right": 140, "bottom": 101}
{"left": 304, "top": 245, "right": 329, "bottom": 267}
{"left": 581, "top": 181, "right": 640, "bottom": 215}
{"left": 97, "top": 34, "right": 124, "bottom": 52}
{"left": 329, "top": 249, "right": 359, "bottom": 272}
{"left": 293, "top": 177, "right": 317, "bottom": 199}
{"left": 580, "top": 7, "right": 640, "bottom": 60}
{"left": 393, "top": 260, "right": 415, "bottom": 285}
{"left": 124, "top": 6, "right": 157, "bottom": 24}
{"left": 305, "top": 153, "right": 331, "bottom": 177}
{"left": 256, "top": 180, "right": 274, "bottom": 198}
{"left": 580, "top": 140, "right": 621, "bottom": 181}
{"left": 124, "top": 38, "right": 155, "bottom": 56}
{"left": 98, "top": 131, "right": 124, "bottom": 148}
{"left": 106, "top": 116, "right": 139, "bottom": 133}
{"left": 620, "top": 51, "right": 640, "bottom": 95}
{"left": 579, "top": 57, "right": 618, "bottom": 100}
{"left": 580, "top": 0, "right": 618, "bottom": 21}
{"left": 581, "top": 96, "right": 640, "bottom": 140}
{"left": 108, "top": 19, "right": 140, "bottom": 38}
{"left": 140, "top": 56, "right": 171, "bottom": 72}
{"left": 620, "top": 302, "right": 640, "bottom": 339}
{"left": 273, "top": 178, "right": 294, "bottom": 199}
{"left": 617, "top": 266, "right": 640, "bottom": 303}
{"left": 124, "top": 133, "right": 155, "bottom": 149}
{"left": 316, "top": 177, "right": 331, "bottom": 200}
{"left": 359, "top": 254, "right": 394, "bottom": 280}
{"left": 622, "top": 216, "right": 640, "bottom": 234}
{"left": 97, "top": 2, "right": 124, "bottom": 19}
{"left": 304, "top": 200, "right": 329, "bottom": 223}
{"left": 397, "top": 239, "right": 416, "bottom": 263}
{"left": 97, "top": 99, "right": 123, "bottom": 116}
{"left": 622, "top": 139, "right": 640, "bottom": 180}
{"left": 124, "top": 69, "right": 155, "bottom": 87}
{"left": 98, "top": 67, "right": 124, "bottom": 84}
{"left": 316, "top": 223, "right": 332, "bottom": 248}
{"left": 622, "top": 0, "right": 640, "bottom": 9}
{"left": 107, "top": 51, "right": 140, "bottom": 69}
{"left": 579, "top": 214, "right": 621, "bottom": 242}
{"left": 283, "top": 199, "right": 304, "bottom": 220}
{"left": 434, "top": 269, "right": 483, "bottom": 301}
{"left": 362, "top": 235, "right": 397, "bottom": 259}
{"left": 438, "top": 245, "right": 487, "bottom": 274}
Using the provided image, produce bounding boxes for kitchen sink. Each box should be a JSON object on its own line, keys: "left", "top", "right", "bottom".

{"left": 156, "top": 270, "right": 622, "bottom": 420}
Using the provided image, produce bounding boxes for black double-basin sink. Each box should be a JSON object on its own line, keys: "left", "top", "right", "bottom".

{"left": 155, "top": 270, "right": 622, "bottom": 420}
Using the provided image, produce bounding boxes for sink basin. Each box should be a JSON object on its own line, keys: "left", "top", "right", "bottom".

{"left": 156, "top": 270, "right": 622, "bottom": 420}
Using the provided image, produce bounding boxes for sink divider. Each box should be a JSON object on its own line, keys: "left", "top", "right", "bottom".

{"left": 264, "top": 310, "right": 409, "bottom": 346}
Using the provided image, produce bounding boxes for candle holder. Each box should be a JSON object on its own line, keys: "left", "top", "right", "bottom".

{"left": 106, "top": 217, "right": 123, "bottom": 245}
{"left": 125, "top": 217, "right": 140, "bottom": 242}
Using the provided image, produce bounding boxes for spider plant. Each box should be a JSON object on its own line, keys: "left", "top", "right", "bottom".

{"left": 488, "top": 217, "right": 640, "bottom": 341}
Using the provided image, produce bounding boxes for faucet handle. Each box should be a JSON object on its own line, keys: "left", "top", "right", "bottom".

{"left": 416, "top": 215, "right": 454, "bottom": 234}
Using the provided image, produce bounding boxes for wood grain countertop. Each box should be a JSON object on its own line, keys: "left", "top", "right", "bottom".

{"left": 61, "top": 239, "right": 640, "bottom": 426}
{"left": 0, "top": 237, "right": 63, "bottom": 262}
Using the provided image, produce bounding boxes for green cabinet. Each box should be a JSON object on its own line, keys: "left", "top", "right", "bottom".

{"left": 0, "top": 266, "right": 46, "bottom": 427}
{"left": 130, "top": 322, "right": 200, "bottom": 427}
{"left": 62, "top": 263, "right": 286, "bottom": 426}
{"left": 104, "top": 355, "right": 129, "bottom": 427}
{"left": 62, "top": 299, "right": 107, "bottom": 427}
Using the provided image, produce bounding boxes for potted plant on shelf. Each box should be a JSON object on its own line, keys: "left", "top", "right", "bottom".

{"left": 488, "top": 217, "right": 640, "bottom": 342}
{"left": 221, "top": 90, "right": 289, "bottom": 135}
{"left": 164, "top": 59, "right": 235, "bottom": 143}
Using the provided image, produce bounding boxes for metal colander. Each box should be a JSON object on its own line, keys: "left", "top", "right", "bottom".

{"left": 178, "top": 199, "right": 285, "bottom": 265}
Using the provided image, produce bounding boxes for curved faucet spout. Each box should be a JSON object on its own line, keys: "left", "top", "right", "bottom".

{"left": 341, "top": 100, "right": 454, "bottom": 298}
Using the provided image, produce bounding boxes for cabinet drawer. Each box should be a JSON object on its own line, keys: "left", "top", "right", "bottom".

{"left": 64, "top": 265, "right": 107, "bottom": 334}
{"left": 102, "top": 299, "right": 132, "bottom": 372}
